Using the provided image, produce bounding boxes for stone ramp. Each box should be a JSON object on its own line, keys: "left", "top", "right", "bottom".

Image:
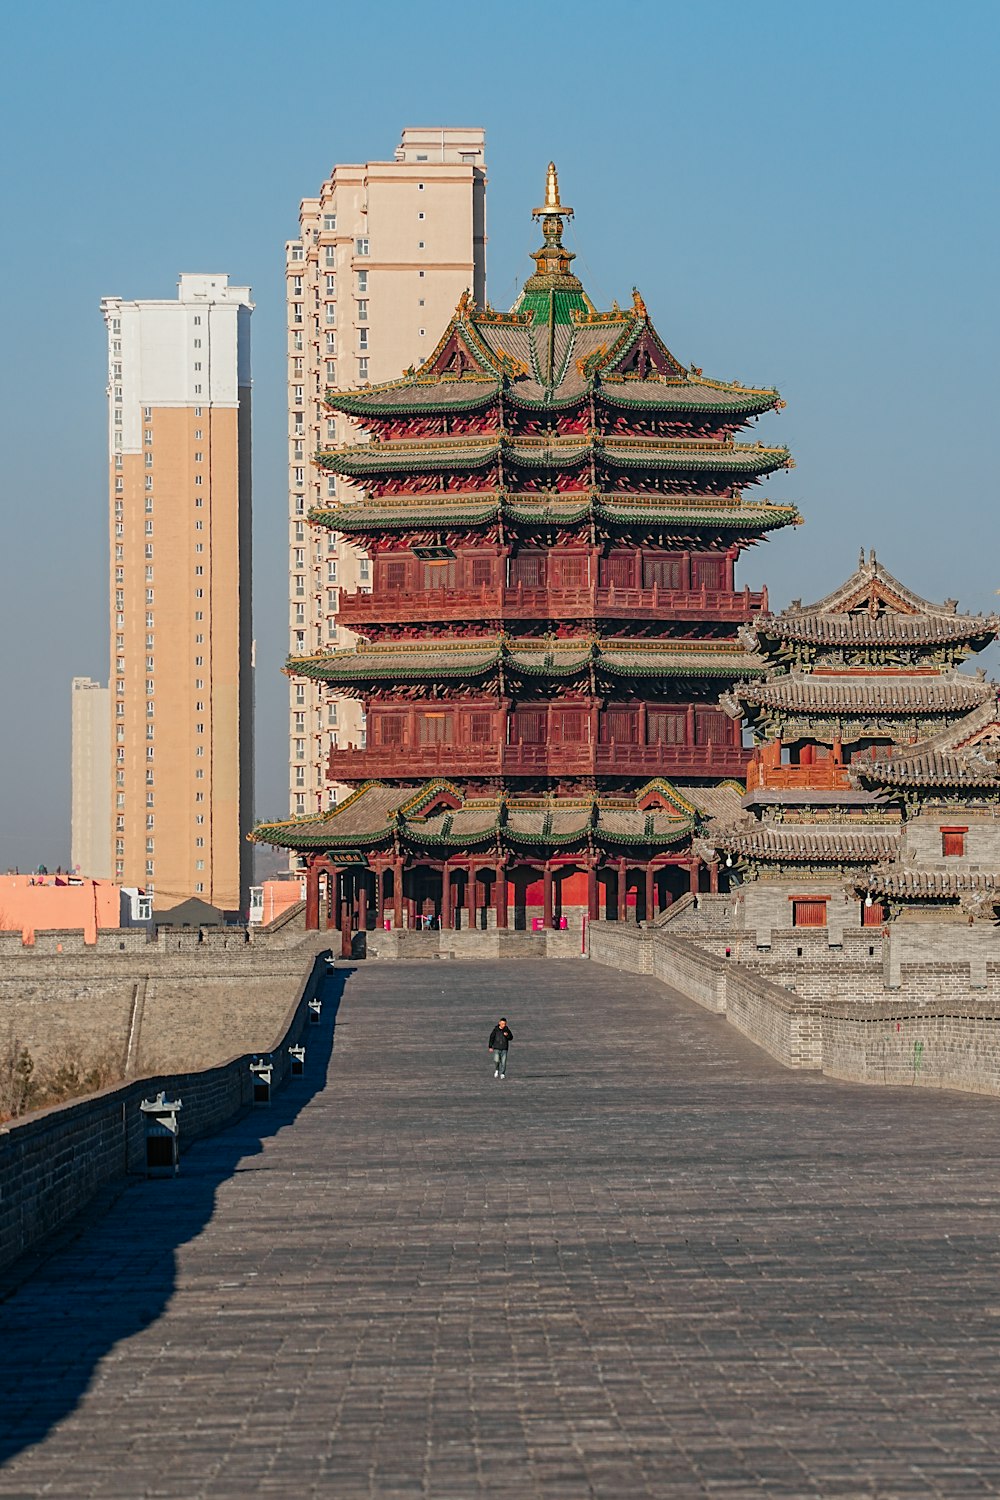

{"left": 2, "top": 959, "right": 1000, "bottom": 1497}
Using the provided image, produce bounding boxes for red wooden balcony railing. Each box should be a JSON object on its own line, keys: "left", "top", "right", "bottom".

{"left": 746, "top": 738, "right": 852, "bottom": 793}
{"left": 747, "top": 761, "right": 852, "bottom": 792}
{"left": 335, "top": 583, "right": 767, "bottom": 628}
{"left": 327, "top": 740, "right": 750, "bottom": 781}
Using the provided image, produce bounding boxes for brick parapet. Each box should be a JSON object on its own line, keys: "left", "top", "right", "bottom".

{"left": 588, "top": 921, "right": 1000, "bottom": 1095}
{"left": 0, "top": 950, "right": 331, "bottom": 1276}
{"left": 367, "top": 928, "right": 582, "bottom": 961}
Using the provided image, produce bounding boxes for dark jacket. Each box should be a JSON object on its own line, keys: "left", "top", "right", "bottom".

{"left": 489, "top": 1024, "right": 513, "bottom": 1050}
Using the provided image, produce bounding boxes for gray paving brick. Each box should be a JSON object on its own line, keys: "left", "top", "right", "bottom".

{"left": 2, "top": 959, "right": 1000, "bottom": 1495}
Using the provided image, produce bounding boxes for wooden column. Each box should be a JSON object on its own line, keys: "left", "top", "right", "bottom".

{"left": 686, "top": 703, "right": 696, "bottom": 747}
{"left": 689, "top": 857, "right": 702, "bottom": 895}
{"left": 305, "top": 861, "right": 320, "bottom": 931}
{"left": 709, "top": 860, "right": 719, "bottom": 894}
{"left": 326, "top": 868, "right": 341, "bottom": 931}
{"left": 644, "top": 863, "right": 655, "bottom": 923}
{"left": 442, "top": 862, "right": 453, "bottom": 930}
{"left": 617, "top": 857, "right": 628, "bottom": 923}
{"left": 496, "top": 865, "right": 508, "bottom": 929}
{"left": 339, "top": 900, "right": 352, "bottom": 959}
{"left": 542, "top": 864, "right": 553, "bottom": 929}
{"left": 725, "top": 546, "right": 736, "bottom": 591}
{"left": 393, "top": 856, "right": 404, "bottom": 930}
{"left": 356, "top": 880, "right": 368, "bottom": 934}
{"left": 587, "top": 862, "right": 599, "bottom": 921}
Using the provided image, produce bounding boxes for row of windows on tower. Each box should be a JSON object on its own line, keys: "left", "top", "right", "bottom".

{"left": 374, "top": 706, "right": 733, "bottom": 748}
{"left": 376, "top": 553, "right": 731, "bottom": 592}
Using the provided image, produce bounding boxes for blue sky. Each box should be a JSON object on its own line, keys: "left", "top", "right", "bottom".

{"left": 1, "top": 0, "right": 997, "bottom": 867}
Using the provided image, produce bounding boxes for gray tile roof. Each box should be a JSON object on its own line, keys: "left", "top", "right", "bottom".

{"left": 735, "top": 673, "right": 992, "bottom": 714}
{"left": 717, "top": 825, "right": 902, "bottom": 862}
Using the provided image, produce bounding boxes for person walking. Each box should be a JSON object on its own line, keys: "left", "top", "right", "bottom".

{"left": 488, "top": 1017, "right": 513, "bottom": 1079}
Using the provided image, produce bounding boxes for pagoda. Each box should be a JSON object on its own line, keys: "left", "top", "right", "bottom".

{"left": 712, "top": 552, "right": 999, "bottom": 929}
{"left": 254, "top": 165, "right": 798, "bottom": 933}
{"left": 849, "top": 695, "right": 1000, "bottom": 920}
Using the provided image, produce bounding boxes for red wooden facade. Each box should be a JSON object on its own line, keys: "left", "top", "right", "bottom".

{"left": 258, "top": 166, "right": 798, "bottom": 931}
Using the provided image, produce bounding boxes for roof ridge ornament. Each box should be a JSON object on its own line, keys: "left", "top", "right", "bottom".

{"left": 521, "top": 161, "right": 584, "bottom": 300}
{"left": 533, "top": 161, "right": 573, "bottom": 221}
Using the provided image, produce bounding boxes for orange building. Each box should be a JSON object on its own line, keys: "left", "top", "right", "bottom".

{"left": 0, "top": 874, "right": 151, "bottom": 946}
{"left": 101, "top": 275, "right": 254, "bottom": 916}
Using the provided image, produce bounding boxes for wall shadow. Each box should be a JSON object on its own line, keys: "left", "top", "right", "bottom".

{"left": 0, "top": 965, "right": 351, "bottom": 1471}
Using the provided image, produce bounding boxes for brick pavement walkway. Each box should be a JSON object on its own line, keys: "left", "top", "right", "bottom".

{"left": 3, "top": 958, "right": 1000, "bottom": 1497}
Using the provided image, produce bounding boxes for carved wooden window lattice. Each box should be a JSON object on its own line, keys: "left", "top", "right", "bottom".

{"left": 602, "top": 550, "right": 637, "bottom": 589}
{"left": 556, "top": 710, "right": 588, "bottom": 743}
{"left": 642, "top": 555, "right": 684, "bottom": 590}
{"left": 422, "top": 560, "right": 456, "bottom": 590}
{"left": 694, "top": 709, "right": 730, "bottom": 746}
{"left": 601, "top": 709, "right": 639, "bottom": 745}
{"left": 417, "top": 712, "right": 453, "bottom": 745}
{"left": 554, "top": 554, "right": 588, "bottom": 587}
{"left": 379, "top": 716, "right": 405, "bottom": 746}
{"left": 510, "top": 553, "right": 546, "bottom": 588}
{"left": 691, "top": 555, "right": 725, "bottom": 591}
{"left": 513, "top": 707, "right": 546, "bottom": 743}
{"left": 647, "top": 708, "right": 687, "bottom": 745}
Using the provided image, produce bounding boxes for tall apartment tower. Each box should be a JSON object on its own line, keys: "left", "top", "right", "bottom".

{"left": 101, "top": 274, "right": 253, "bottom": 914}
{"left": 70, "top": 676, "right": 112, "bottom": 878}
{"left": 287, "top": 126, "right": 486, "bottom": 820}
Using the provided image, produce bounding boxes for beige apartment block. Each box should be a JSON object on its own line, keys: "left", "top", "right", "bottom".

{"left": 287, "top": 126, "right": 486, "bottom": 822}
{"left": 71, "top": 676, "right": 112, "bottom": 878}
{"left": 101, "top": 275, "right": 253, "bottom": 914}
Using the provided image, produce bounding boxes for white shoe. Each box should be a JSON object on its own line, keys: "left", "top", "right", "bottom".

{"left": 494, "top": 1068, "right": 499, "bottom": 1077}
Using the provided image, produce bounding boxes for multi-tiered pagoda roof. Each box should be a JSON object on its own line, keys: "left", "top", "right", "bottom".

{"left": 730, "top": 551, "right": 998, "bottom": 753}
{"left": 713, "top": 554, "right": 1000, "bottom": 890}
{"left": 255, "top": 165, "right": 798, "bottom": 933}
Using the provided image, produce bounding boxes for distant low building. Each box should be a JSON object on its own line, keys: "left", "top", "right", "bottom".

{"left": 0, "top": 874, "right": 151, "bottom": 945}
{"left": 248, "top": 878, "right": 306, "bottom": 925}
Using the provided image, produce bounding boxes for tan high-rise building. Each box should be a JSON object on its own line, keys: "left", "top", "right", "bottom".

{"left": 101, "top": 274, "right": 253, "bottom": 914}
{"left": 287, "top": 126, "right": 486, "bottom": 821}
{"left": 71, "top": 676, "right": 112, "bottom": 878}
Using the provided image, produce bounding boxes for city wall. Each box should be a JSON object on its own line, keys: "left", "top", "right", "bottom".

{"left": 366, "top": 927, "right": 581, "bottom": 961}
{"left": 0, "top": 950, "right": 330, "bottom": 1277}
{"left": 0, "top": 922, "right": 329, "bottom": 1076}
{"left": 587, "top": 919, "right": 1000, "bottom": 1097}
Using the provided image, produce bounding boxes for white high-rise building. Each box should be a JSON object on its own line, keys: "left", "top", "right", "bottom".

{"left": 286, "top": 127, "right": 486, "bottom": 823}
{"left": 71, "top": 676, "right": 111, "bottom": 878}
{"left": 100, "top": 274, "right": 254, "bottom": 913}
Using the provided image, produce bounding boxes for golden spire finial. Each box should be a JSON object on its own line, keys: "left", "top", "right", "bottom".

{"left": 533, "top": 162, "right": 573, "bottom": 221}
